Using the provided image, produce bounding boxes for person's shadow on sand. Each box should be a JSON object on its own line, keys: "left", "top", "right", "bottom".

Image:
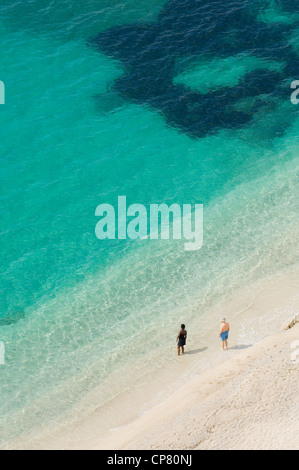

{"left": 185, "top": 345, "right": 253, "bottom": 355}
{"left": 229, "top": 344, "right": 253, "bottom": 350}
{"left": 185, "top": 347, "right": 208, "bottom": 355}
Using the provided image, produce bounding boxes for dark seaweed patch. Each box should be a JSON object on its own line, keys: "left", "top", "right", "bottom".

{"left": 89, "top": 0, "right": 299, "bottom": 138}
{"left": 0, "top": 312, "right": 25, "bottom": 327}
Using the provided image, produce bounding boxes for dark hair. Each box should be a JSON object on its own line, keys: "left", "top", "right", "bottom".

{"left": 181, "top": 324, "right": 185, "bottom": 329}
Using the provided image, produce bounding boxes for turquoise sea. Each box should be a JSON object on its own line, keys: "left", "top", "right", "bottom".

{"left": 0, "top": 0, "right": 298, "bottom": 447}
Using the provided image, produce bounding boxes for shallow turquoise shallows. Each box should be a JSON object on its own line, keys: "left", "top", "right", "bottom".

{"left": 0, "top": 1, "right": 298, "bottom": 446}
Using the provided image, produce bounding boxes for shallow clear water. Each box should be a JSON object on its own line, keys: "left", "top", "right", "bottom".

{"left": 0, "top": 0, "right": 298, "bottom": 446}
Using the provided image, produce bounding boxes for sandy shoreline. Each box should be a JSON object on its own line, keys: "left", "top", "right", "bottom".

{"left": 3, "top": 266, "right": 298, "bottom": 450}
{"left": 95, "top": 322, "right": 299, "bottom": 450}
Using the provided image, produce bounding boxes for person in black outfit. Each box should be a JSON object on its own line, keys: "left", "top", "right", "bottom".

{"left": 176, "top": 324, "right": 187, "bottom": 356}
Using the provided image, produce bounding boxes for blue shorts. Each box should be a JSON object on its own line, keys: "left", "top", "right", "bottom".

{"left": 220, "top": 331, "right": 229, "bottom": 341}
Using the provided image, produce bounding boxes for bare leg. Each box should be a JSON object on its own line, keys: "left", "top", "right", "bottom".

{"left": 182, "top": 346, "right": 184, "bottom": 355}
